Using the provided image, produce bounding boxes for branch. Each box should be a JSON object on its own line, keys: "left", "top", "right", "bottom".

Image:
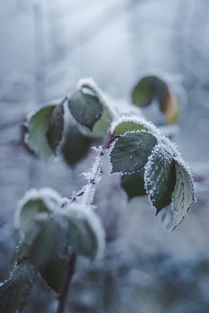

{"left": 56, "top": 253, "right": 76, "bottom": 313}
{"left": 81, "top": 133, "right": 115, "bottom": 206}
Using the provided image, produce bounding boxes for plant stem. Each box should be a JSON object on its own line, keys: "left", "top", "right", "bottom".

{"left": 81, "top": 133, "right": 115, "bottom": 206}
{"left": 56, "top": 253, "right": 76, "bottom": 313}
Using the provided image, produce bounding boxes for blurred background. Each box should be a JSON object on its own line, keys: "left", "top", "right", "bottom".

{"left": 1, "top": 0, "right": 209, "bottom": 312}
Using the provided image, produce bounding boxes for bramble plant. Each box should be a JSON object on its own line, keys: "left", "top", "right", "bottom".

{"left": 0, "top": 76, "right": 195, "bottom": 313}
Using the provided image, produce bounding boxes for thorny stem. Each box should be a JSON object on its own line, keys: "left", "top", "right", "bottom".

{"left": 81, "top": 133, "right": 115, "bottom": 206}
{"left": 56, "top": 253, "right": 76, "bottom": 313}
{"left": 56, "top": 135, "right": 114, "bottom": 313}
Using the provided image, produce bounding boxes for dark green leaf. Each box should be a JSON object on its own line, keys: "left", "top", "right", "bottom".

{"left": 67, "top": 215, "right": 98, "bottom": 259}
{"left": 40, "top": 257, "right": 68, "bottom": 293}
{"left": 28, "top": 215, "right": 69, "bottom": 266}
{"left": 0, "top": 260, "right": 37, "bottom": 313}
{"left": 121, "top": 169, "right": 146, "bottom": 200}
{"left": 65, "top": 204, "right": 105, "bottom": 260}
{"left": 61, "top": 123, "right": 95, "bottom": 166}
{"left": 81, "top": 104, "right": 112, "bottom": 138}
{"left": 110, "top": 131, "right": 157, "bottom": 174}
{"left": 46, "top": 100, "right": 65, "bottom": 153}
{"left": 144, "top": 144, "right": 176, "bottom": 213}
{"left": 68, "top": 89, "right": 103, "bottom": 130}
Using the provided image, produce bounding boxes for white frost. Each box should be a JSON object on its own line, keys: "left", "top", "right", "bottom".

{"left": 111, "top": 114, "right": 160, "bottom": 137}
{"left": 15, "top": 187, "right": 62, "bottom": 229}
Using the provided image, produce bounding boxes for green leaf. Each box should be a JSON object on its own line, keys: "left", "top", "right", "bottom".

{"left": 121, "top": 169, "right": 146, "bottom": 200}
{"left": 46, "top": 100, "right": 65, "bottom": 153}
{"left": 17, "top": 189, "right": 60, "bottom": 233}
{"left": 40, "top": 257, "right": 68, "bottom": 293}
{"left": 68, "top": 89, "right": 103, "bottom": 130}
{"left": 110, "top": 131, "right": 157, "bottom": 174}
{"left": 0, "top": 260, "right": 37, "bottom": 313}
{"left": 61, "top": 123, "right": 95, "bottom": 166}
{"left": 144, "top": 144, "right": 176, "bottom": 214}
{"left": 113, "top": 120, "right": 149, "bottom": 135}
{"left": 28, "top": 105, "right": 55, "bottom": 158}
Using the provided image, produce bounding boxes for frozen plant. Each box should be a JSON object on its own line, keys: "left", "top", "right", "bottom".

{"left": 0, "top": 76, "right": 195, "bottom": 313}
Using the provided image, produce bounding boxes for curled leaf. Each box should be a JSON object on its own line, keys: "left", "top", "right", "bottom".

{"left": 163, "top": 159, "right": 195, "bottom": 230}
{"left": 27, "top": 101, "right": 64, "bottom": 158}
{"left": 132, "top": 76, "right": 180, "bottom": 124}
{"left": 16, "top": 188, "right": 61, "bottom": 233}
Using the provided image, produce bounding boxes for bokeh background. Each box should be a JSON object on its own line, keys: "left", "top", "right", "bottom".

{"left": 1, "top": 0, "right": 209, "bottom": 312}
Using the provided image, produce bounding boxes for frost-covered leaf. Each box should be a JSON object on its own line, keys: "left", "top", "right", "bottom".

{"left": 68, "top": 89, "right": 103, "bottom": 130}
{"left": 61, "top": 123, "right": 95, "bottom": 166}
{"left": 64, "top": 203, "right": 105, "bottom": 260}
{"left": 16, "top": 188, "right": 61, "bottom": 233}
{"left": 121, "top": 169, "right": 146, "bottom": 200}
{"left": 145, "top": 144, "right": 176, "bottom": 213}
{"left": 111, "top": 116, "right": 158, "bottom": 136}
{"left": 171, "top": 160, "right": 194, "bottom": 229}
{"left": 0, "top": 260, "right": 37, "bottom": 313}
{"left": 40, "top": 257, "right": 68, "bottom": 293}
{"left": 159, "top": 159, "right": 195, "bottom": 230}
{"left": 28, "top": 105, "right": 55, "bottom": 158}
{"left": 46, "top": 100, "right": 65, "bottom": 153}
{"left": 110, "top": 131, "right": 157, "bottom": 174}
{"left": 132, "top": 76, "right": 180, "bottom": 124}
